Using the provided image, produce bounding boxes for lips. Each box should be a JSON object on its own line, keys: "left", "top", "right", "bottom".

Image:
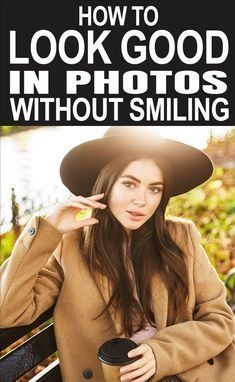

{"left": 126, "top": 210, "right": 145, "bottom": 217}
{"left": 126, "top": 210, "right": 145, "bottom": 221}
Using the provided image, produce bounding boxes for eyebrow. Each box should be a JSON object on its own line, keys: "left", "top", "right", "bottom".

{"left": 120, "top": 175, "right": 164, "bottom": 186}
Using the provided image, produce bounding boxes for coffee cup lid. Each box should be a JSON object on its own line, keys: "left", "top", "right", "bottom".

{"left": 98, "top": 338, "right": 141, "bottom": 366}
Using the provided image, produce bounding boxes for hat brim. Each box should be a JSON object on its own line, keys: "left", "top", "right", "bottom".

{"left": 60, "top": 134, "right": 213, "bottom": 197}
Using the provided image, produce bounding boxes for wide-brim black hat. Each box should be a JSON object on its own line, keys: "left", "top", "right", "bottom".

{"left": 60, "top": 126, "right": 213, "bottom": 197}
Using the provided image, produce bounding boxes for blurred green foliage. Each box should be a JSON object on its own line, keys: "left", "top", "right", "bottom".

{"left": 0, "top": 126, "right": 38, "bottom": 136}
{"left": 225, "top": 267, "right": 235, "bottom": 312}
{"left": 0, "top": 231, "right": 16, "bottom": 265}
{"left": 167, "top": 166, "right": 235, "bottom": 278}
{"left": 0, "top": 126, "right": 13, "bottom": 135}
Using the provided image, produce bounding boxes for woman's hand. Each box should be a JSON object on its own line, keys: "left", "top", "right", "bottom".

{"left": 120, "top": 343, "right": 156, "bottom": 382}
{"left": 45, "top": 193, "right": 107, "bottom": 234}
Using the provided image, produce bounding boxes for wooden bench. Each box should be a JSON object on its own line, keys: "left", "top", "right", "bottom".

{"left": 0, "top": 269, "right": 234, "bottom": 382}
{"left": 0, "top": 305, "right": 62, "bottom": 382}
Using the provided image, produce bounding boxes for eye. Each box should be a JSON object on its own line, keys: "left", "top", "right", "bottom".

{"left": 149, "top": 186, "right": 163, "bottom": 194}
{"left": 122, "top": 181, "right": 135, "bottom": 189}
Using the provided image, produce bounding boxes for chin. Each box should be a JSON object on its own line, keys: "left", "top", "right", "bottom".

{"left": 122, "top": 222, "right": 145, "bottom": 231}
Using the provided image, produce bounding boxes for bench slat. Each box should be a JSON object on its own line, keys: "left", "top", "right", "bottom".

{"left": 0, "top": 324, "right": 57, "bottom": 382}
{"left": 29, "top": 359, "right": 62, "bottom": 382}
{"left": 0, "top": 306, "right": 55, "bottom": 352}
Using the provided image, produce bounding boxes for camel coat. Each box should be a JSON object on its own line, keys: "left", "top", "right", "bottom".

{"left": 0, "top": 216, "right": 234, "bottom": 382}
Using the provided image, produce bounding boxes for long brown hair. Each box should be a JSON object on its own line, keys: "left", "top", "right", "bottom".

{"left": 81, "top": 153, "right": 189, "bottom": 337}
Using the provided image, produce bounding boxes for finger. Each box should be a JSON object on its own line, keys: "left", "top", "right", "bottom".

{"left": 120, "top": 357, "right": 153, "bottom": 377}
{"left": 120, "top": 363, "right": 152, "bottom": 382}
{"left": 120, "top": 358, "right": 146, "bottom": 375}
{"left": 74, "top": 195, "right": 107, "bottom": 209}
{"left": 64, "top": 202, "right": 89, "bottom": 210}
{"left": 127, "top": 344, "right": 149, "bottom": 358}
{"left": 131, "top": 369, "right": 155, "bottom": 382}
{"left": 75, "top": 193, "right": 105, "bottom": 201}
{"left": 74, "top": 218, "right": 99, "bottom": 228}
{"left": 87, "top": 193, "right": 105, "bottom": 200}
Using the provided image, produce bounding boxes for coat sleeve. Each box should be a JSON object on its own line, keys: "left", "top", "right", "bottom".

{"left": 143, "top": 221, "right": 235, "bottom": 381}
{"left": 0, "top": 215, "right": 63, "bottom": 327}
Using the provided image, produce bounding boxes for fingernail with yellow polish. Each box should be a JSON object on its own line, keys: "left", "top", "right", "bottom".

{"left": 75, "top": 207, "right": 92, "bottom": 221}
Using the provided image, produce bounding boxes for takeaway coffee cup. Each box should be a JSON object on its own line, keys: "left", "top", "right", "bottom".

{"left": 98, "top": 338, "right": 141, "bottom": 382}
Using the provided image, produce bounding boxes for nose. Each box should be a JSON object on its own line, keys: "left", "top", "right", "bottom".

{"left": 132, "top": 200, "right": 145, "bottom": 207}
{"left": 132, "top": 189, "right": 146, "bottom": 207}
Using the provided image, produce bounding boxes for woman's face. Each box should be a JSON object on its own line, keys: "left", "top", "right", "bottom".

{"left": 108, "top": 158, "right": 164, "bottom": 235}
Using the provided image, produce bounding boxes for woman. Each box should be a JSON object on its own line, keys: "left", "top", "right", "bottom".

{"left": 0, "top": 126, "right": 234, "bottom": 382}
